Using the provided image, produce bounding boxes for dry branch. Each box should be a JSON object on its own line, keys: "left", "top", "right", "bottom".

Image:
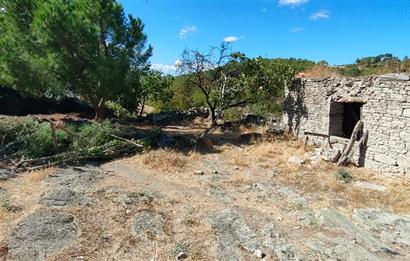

{"left": 337, "top": 120, "right": 364, "bottom": 166}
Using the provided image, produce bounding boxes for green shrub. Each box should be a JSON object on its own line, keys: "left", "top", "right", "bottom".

{"left": 0, "top": 117, "right": 36, "bottom": 145}
{"left": 106, "top": 100, "right": 135, "bottom": 119}
{"left": 23, "top": 122, "right": 72, "bottom": 157}
{"left": 336, "top": 168, "right": 353, "bottom": 183}
{"left": 223, "top": 108, "right": 241, "bottom": 122}
{"left": 73, "top": 121, "right": 118, "bottom": 150}
{"left": 1, "top": 117, "right": 160, "bottom": 163}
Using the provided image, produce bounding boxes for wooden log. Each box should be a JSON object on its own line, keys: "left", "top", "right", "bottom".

{"left": 337, "top": 120, "right": 364, "bottom": 166}
{"left": 303, "top": 131, "right": 333, "bottom": 148}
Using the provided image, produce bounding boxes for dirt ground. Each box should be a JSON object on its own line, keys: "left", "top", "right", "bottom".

{"left": 1, "top": 124, "right": 410, "bottom": 260}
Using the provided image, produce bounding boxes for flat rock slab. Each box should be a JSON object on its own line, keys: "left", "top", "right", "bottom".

{"left": 209, "top": 209, "right": 259, "bottom": 260}
{"left": 262, "top": 224, "right": 301, "bottom": 261}
{"left": 288, "top": 156, "right": 305, "bottom": 165}
{"left": 0, "top": 169, "right": 15, "bottom": 180}
{"left": 46, "top": 167, "right": 103, "bottom": 192}
{"left": 307, "top": 236, "right": 379, "bottom": 261}
{"left": 316, "top": 208, "right": 398, "bottom": 255}
{"left": 352, "top": 208, "right": 410, "bottom": 247}
{"left": 39, "top": 188, "right": 93, "bottom": 207}
{"left": 354, "top": 181, "right": 388, "bottom": 192}
{"left": 132, "top": 210, "right": 164, "bottom": 238}
{"left": 8, "top": 211, "right": 77, "bottom": 261}
{"left": 248, "top": 182, "right": 307, "bottom": 206}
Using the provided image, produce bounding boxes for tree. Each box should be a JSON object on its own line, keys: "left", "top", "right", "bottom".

{"left": 178, "top": 42, "right": 295, "bottom": 128}
{"left": 0, "top": 0, "right": 152, "bottom": 119}
{"left": 178, "top": 42, "right": 231, "bottom": 125}
{"left": 120, "top": 70, "right": 173, "bottom": 116}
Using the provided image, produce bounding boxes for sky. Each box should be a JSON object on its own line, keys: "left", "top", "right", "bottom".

{"left": 119, "top": 0, "right": 410, "bottom": 74}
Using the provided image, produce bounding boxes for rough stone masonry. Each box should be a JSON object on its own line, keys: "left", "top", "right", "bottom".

{"left": 283, "top": 73, "right": 410, "bottom": 178}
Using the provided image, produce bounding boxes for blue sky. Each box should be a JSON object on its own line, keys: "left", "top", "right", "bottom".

{"left": 119, "top": 0, "right": 410, "bottom": 74}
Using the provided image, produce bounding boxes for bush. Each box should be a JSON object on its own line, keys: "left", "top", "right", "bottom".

{"left": 336, "top": 168, "right": 353, "bottom": 183}
{"left": 23, "top": 122, "right": 71, "bottom": 157}
{"left": 1, "top": 118, "right": 160, "bottom": 162}
{"left": 105, "top": 101, "right": 136, "bottom": 119}
{"left": 73, "top": 121, "right": 118, "bottom": 150}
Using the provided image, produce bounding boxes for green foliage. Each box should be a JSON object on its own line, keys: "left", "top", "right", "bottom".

{"left": 338, "top": 65, "right": 363, "bottom": 77}
{"left": 166, "top": 74, "right": 205, "bottom": 111}
{"left": 223, "top": 108, "right": 242, "bottom": 122}
{"left": 338, "top": 53, "right": 408, "bottom": 76}
{"left": 335, "top": 168, "right": 353, "bottom": 183}
{"left": 271, "top": 58, "right": 315, "bottom": 73}
{"left": 0, "top": 118, "right": 36, "bottom": 145}
{"left": 0, "top": 118, "right": 160, "bottom": 161}
{"left": 24, "top": 122, "right": 71, "bottom": 157}
{"left": 0, "top": 0, "right": 152, "bottom": 118}
{"left": 72, "top": 121, "right": 118, "bottom": 150}
{"left": 106, "top": 100, "right": 135, "bottom": 119}
{"left": 0, "top": 195, "right": 11, "bottom": 212}
{"left": 177, "top": 43, "right": 296, "bottom": 123}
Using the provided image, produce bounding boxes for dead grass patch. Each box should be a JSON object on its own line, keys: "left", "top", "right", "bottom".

{"left": 26, "top": 167, "right": 56, "bottom": 183}
{"left": 139, "top": 149, "right": 189, "bottom": 172}
{"left": 301, "top": 65, "right": 338, "bottom": 78}
{"left": 222, "top": 137, "right": 410, "bottom": 213}
{"left": 0, "top": 209, "right": 6, "bottom": 221}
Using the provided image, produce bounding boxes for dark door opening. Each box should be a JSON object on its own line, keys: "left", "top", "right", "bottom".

{"left": 329, "top": 102, "right": 363, "bottom": 139}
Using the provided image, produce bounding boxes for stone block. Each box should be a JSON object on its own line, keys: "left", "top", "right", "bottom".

{"left": 374, "top": 154, "right": 396, "bottom": 166}
{"left": 397, "top": 155, "right": 410, "bottom": 169}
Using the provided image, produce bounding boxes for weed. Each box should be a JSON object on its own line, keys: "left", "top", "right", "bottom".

{"left": 0, "top": 196, "right": 11, "bottom": 212}
{"left": 171, "top": 241, "right": 190, "bottom": 258}
{"left": 335, "top": 168, "right": 353, "bottom": 183}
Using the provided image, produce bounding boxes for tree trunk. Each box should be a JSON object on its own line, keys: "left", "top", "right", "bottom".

{"left": 139, "top": 98, "right": 146, "bottom": 117}
{"left": 210, "top": 107, "right": 217, "bottom": 126}
{"left": 93, "top": 98, "right": 106, "bottom": 121}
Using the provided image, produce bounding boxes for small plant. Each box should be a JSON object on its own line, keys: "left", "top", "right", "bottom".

{"left": 336, "top": 168, "right": 353, "bottom": 183}
{"left": 0, "top": 196, "right": 11, "bottom": 212}
{"left": 171, "top": 241, "right": 190, "bottom": 259}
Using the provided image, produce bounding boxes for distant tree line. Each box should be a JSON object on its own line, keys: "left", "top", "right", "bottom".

{"left": 338, "top": 53, "right": 410, "bottom": 77}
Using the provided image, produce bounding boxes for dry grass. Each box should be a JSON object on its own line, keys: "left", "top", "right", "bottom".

{"left": 0, "top": 209, "right": 5, "bottom": 221}
{"left": 138, "top": 149, "right": 189, "bottom": 172}
{"left": 220, "top": 136, "right": 410, "bottom": 213}
{"left": 26, "top": 167, "right": 56, "bottom": 183}
{"left": 300, "top": 65, "right": 339, "bottom": 78}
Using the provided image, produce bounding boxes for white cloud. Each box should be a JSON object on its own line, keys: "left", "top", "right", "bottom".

{"left": 310, "top": 9, "right": 330, "bottom": 20}
{"left": 179, "top": 25, "right": 197, "bottom": 39}
{"left": 290, "top": 27, "right": 304, "bottom": 33}
{"left": 223, "top": 36, "right": 240, "bottom": 43}
{"left": 279, "top": 0, "right": 309, "bottom": 6}
{"left": 151, "top": 60, "right": 181, "bottom": 75}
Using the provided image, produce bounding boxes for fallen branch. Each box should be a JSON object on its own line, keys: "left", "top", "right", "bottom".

{"left": 337, "top": 120, "right": 364, "bottom": 166}
{"left": 109, "top": 134, "right": 144, "bottom": 148}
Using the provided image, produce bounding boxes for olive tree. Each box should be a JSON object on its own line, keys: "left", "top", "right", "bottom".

{"left": 177, "top": 43, "right": 295, "bottom": 128}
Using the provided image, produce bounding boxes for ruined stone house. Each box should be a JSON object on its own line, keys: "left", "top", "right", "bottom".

{"left": 283, "top": 73, "right": 410, "bottom": 178}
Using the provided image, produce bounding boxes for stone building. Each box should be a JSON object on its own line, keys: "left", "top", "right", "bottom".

{"left": 283, "top": 73, "right": 410, "bottom": 178}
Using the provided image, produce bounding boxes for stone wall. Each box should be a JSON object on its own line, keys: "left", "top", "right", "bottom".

{"left": 283, "top": 73, "right": 410, "bottom": 178}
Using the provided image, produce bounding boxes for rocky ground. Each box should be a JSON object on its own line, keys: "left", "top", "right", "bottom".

{"left": 0, "top": 128, "right": 410, "bottom": 261}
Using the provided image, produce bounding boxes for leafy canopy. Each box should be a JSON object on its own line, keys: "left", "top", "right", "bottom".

{"left": 0, "top": 0, "right": 152, "bottom": 118}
